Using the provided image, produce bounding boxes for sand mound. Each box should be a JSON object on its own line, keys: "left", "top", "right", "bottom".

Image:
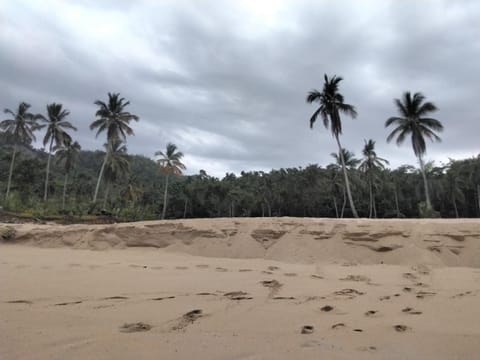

{"left": 2, "top": 217, "right": 480, "bottom": 267}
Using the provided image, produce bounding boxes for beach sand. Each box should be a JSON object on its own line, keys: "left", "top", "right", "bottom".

{"left": 1, "top": 217, "right": 480, "bottom": 359}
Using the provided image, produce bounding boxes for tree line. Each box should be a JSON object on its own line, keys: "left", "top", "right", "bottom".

{"left": 1, "top": 75, "right": 479, "bottom": 220}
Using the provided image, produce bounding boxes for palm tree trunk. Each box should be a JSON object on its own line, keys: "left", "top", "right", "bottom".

{"left": 161, "top": 174, "right": 169, "bottom": 220}
{"left": 5, "top": 144, "right": 17, "bottom": 201}
{"left": 335, "top": 134, "right": 359, "bottom": 218}
{"left": 341, "top": 186, "right": 346, "bottom": 218}
{"left": 368, "top": 178, "right": 373, "bottom": 218}
{"left": 62, "top": 173, "right": 68, "bottom": 210}
{"left": 373, "top": 193, "right": 377, "bottom": 218}
{"left": 43, "top": 137, "right": 54, "bottom": 202}
{"left": 333, "top": 196, "right": 339, "bottom": 218}
{"left": 103, "top": 182, "right": 110, "bottom": 209}
{"left": 453, "top": 197, "right": 459, "bottom": 218}
{"left": 393, "top": 184, "right": 400, "bottom": 218}
{"left": 418, "top": 156, "right": 432, "bottom": 210}
{"left": 183, "top": 198, "right": 188, "bottom": 219}
{"left": 93, "top": 153, "right": 108, "bottom": 203}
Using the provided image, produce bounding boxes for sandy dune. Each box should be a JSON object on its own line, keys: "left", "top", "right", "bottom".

{"left": 1, "top": 218, "right": 480, "bottom": 359}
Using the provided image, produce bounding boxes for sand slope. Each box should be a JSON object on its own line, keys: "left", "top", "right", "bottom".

{"left": 5, "top": 217, "right": 480, "bottom": 267}
{"left": 1, "top": 218, "right": 480, "bottom": 360}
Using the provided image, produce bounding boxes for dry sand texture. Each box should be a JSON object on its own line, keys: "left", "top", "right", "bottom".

{"left": 1, "top": 217, "right": 480, "bottom": 359}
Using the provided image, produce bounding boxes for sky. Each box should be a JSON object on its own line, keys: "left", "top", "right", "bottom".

{"left": 1, "top": 0, "right": 479, "bottom": 177}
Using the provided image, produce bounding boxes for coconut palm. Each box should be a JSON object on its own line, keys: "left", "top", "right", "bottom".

{"left": 359, "top": 139, "right": 389, "bottom": 218}
{"left": 102, "top": 140, "right": 130, "bottom": 209}
{"left": 39, "top": 103, "right": 77, "bottom": 201}
{"left": 90, "top": 93, "right": 139, "bottom": 203}
{"left": 56, "top": 140, "right": 81, "bottom": 210}
{"left": 155, "top": 143, "right": 186, "bottom": 219}
{"left": 1, "top": 102, "right": 41, "bottom": 200}
{"left": 307, "top": 74, "right": 359, "bottom": 217}
{"left": 385, "top": 92, "right": 443, "bottom": 210}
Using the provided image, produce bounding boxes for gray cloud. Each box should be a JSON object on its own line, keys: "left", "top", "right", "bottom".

{"left": 1, "top": 0, "right": 479, "bottom": 177}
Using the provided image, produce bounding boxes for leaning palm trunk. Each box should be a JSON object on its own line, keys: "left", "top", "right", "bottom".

{"left": 5, "top": 144, "right": 17, "bottom": 201}
{"left": 335, "top": 134, "right": 358, "bottom": 218}
{"left": 62, "top": 173, "right": 68, "bottom": 210}
{"left": 103, "top": 183, "right": 110, "bottom": 209}
{"left": 161, "top": 174, "right": 169, "bottom": 220}
{"left": 93, "top": 153, "right": 108, "bottom": 203}
{"left": 43, "top": 138, "right": 54, "bottom": 202}
{"left": 418, "top": 156, "right": 432, "bottom": 210}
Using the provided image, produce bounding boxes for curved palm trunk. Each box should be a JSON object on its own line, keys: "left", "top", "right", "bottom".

{"left": 43, "top": 137, "right": 54, "bottom": 202}
{"left": 333, "top": 196, "right": 339, "bottom": 218}
{"left": 103, "top": 182, "right": 110, "bottom": 209}
{"left": 418, "top": 156, "right": 432, "bottom": 210}
{"left": 93, "top": 153, "right": 108, "bottom": 203}
{"left": 62, "top": 173, "right": 68, "bottom": 210}
{"left": 452, "top": 197, "right": 459, "bottom": 218}
{"left": 335, "top": 134, "right": 359, "bottom": 218}
{"left": 5, "top": 144, "right": 18, "bottom": 201}
{"left": 161, "top": 174, "right": 169, "bottom": 220}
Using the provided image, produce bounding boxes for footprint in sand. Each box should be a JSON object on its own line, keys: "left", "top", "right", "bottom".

{"left": 172, "top": 309, "right": 203, "bottom": 331}
{"left": 332, "top": 288, "right": 365, "bottom": 299}
{"left": 103, "top": 296, "right": 129, "bottom": 300}
{"left": 353, "top": 329, "right": 364, "bottom": 332}
{"left": 394, "top": 324, "right": 410, "bottom": 332}
{"left": 402, "top": 307, "right": 422, "bottom": 315}
{"left": 151, "top": 296, "right": 175, "bottom": 301}
{"left": 340, "top": 275, "right": 370, "bottom": 282}
{"left": 310, "top": 274, "right": 324, "bottom": 279}
{"left": 402, "top": 272, "right": 418, "bottom": 281}
{"left": 215, "top": 267, "right": 228, "bottom": 272}
{"left": 273, "top": 296, "right": 296, "bottom": 300}
{"left": 196, "top": 292, "right": 217, "bottom": 296}
{"left": 239, "top": 269, "right": 253, "bottom": 272}
{"left": 261, "top": 279, "right": 283, "bottom": 298}
{"left": 416, "top": 291, "right": 436, "bottom": 299}
{"left": 176, "top": 266, "right": 188, "bottom": 270}
{"left": 321, "top": 305, "right": 334, "bottom": 312}
{"left": 365, "top": 310, "right": 379, "bottom": 317}
{"left": 6, "top": 300, "right": 32, "bottom": 305}
{"left": 224, "top": 291, "right": 252, "bottom": 300}
{"left": 129, "top": 264, "right": 148, "bottom": 269}
{"left": 331, "top": 323, "right": 346, "bottom": 330}
{"left": 54, "top": 301, "right": 83, "bottom": 306}
{"left": 120, "top": 322, "right": 151, "bottom": 333}
{"left": 268, "top": 266, "right": 280, "bottom": 271}
{"left": 283, "top": 273, "right": 297, "bottom": 277}
{"left": 196, "top": 264, "right": 209, "bottom": 269}
{"left": 301, "top": 325, "right": 314, "bottom": 334}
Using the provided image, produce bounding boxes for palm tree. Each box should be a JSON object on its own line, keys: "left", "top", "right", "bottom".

{"left": 39, "top": 103, "right": 77, "bottom": 201}
{"left": 102, "top": 140, "right": 130, "bottom": 209}
{"left": 56, "top": 140, "right": 81, "bottom": 210}
{"left": 330, "top": 149, "right": 360, "bottom": 217}
{"left": 307, "top": 74, "right": 359, "bottom": 217}
{"left": 155, "top": 143, "right": 186, "bottom": 220}
{"left": 90, "top": 93, "right": 139, "bottom": 203}
{"left": 359, "top": 139, "right": 389, "bottom": 218}
{"left": 1, "top": 102, "right": 41, "bottom": 201}
{"left": 385, "top": 92, "right": 443, "bottom": 210}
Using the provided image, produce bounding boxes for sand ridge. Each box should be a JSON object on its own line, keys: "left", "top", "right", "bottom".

{"left": 3, "top": 217, "right": 480, "bottom": 267}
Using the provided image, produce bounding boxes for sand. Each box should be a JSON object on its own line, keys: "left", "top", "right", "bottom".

{"left": 1, "top": 217, "right": 480, "bottom": 359}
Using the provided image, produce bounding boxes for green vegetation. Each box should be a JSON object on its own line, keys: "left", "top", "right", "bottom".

{"left": 1, "top": 78, "right": 479, "bottom": 221}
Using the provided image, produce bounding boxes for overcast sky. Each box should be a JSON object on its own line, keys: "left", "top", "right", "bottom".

{"left": 1, "top": 0, "right": 479, "bottom": 177}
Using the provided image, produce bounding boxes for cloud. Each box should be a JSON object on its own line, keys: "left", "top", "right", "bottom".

{"left": 1, "top": 0, "right": 479, "bottom": 177}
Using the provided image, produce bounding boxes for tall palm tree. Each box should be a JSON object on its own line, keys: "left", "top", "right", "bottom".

{"left": 307, "top": 74, "right": 359, "bottom": 217}
{"left": 155, "top": 143, "right": 186, "bottom": 220}
{"left": 359, "top": 139, "right": 389, "bottom": 218}
{"left": 102, "top": 140, "right": 130, "bottom": 209}
{"left": 330, "top": 149, "right": 360, "bottom": 217}
{"left": 39, "top": 103, "right": 77, "bottom": 201}
{"left": 90, "top": 93, "right": 139, "bottom": 203}
{"left": 56, "top": 140, "right": 81, "bottom": 210}
{"left": 1, "top": 102, "right": 41, "bottom": 201}
{"left": 385, "top": 92, "right": 443, "bottom": 210}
